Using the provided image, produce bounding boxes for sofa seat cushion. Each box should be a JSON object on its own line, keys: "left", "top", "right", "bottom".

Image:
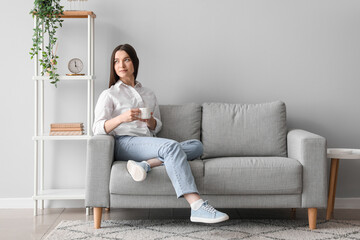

{"left": 110, "top": 159, "right": 204, "bottom": 195}
{"left": 201, "top": 101, "right": 287, "bottom": 158}
{"left": 204, "top": 157, "right": 302, "bottom": 195}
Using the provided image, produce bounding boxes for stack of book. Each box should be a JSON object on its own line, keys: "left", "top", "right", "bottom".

{"left": 50, "top": 123, "right": 84, "bottom": 136}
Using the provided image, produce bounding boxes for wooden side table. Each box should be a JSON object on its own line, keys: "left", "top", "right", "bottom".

{"left": 326, "top": 148, "right": 360, "bottom": 220}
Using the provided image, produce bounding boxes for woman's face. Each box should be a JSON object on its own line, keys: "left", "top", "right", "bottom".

{"left": 114, "top": 50, "right": 135, "bottom": 80}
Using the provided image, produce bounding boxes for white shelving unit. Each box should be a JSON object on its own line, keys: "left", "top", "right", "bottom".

{"left": 32, "top": 11, "right": 96, "bottom": 216}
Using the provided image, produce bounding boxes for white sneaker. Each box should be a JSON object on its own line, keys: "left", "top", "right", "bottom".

{"left": 127, "top": 160, "right": 147, "bottom": 182}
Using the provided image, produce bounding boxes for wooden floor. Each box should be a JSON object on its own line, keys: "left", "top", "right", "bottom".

{"left": 0, "top": 208, "right": 359, "bottom": 240}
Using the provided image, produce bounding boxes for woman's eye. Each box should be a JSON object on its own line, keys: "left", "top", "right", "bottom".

{"left": 125, "top": 58, "right": 131, "bottom": 62}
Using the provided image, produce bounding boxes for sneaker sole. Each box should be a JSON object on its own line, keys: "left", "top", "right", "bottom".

{"left": 127, "top": 160, "right": 147, "bottom": 182}
{"left": 190, "top": 214, "right": 229, "bottom": 224}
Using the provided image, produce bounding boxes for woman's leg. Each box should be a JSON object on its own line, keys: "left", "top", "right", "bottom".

{"left": 115, "top": 136, "right": 199, "bottom": 198}
{"left": 147, "top": 139, "right": 203, "bottom": 168}
{"left": 180, "top": 140, "right": 202, "bottom": 203}
{"left": 184, "top": 193, "right": 201, "bottom": 204}
{"left": 146, "top": 158, "right": 162, "bottom": 168}
{"left": 180, "top": 139, "right": 203, "bottom": 161}
{"left": 115, "top": 136, "right": 228, "bottom": 223}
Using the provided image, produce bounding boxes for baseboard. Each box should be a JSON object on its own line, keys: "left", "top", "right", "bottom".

{"left": 0, "top": 198, "right": 84, "bottom": 209}
{"left": 334, "top": 198, "right": 360, "bottom": 209}
{"left": 0, "top": 198, "right": 34, "bottom": 208}
{"left": 1, "top": 197, "right": 359, "bottom": 209}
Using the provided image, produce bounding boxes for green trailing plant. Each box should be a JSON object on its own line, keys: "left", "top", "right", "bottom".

{"left": 30, "top": 0, "right": 64, "bottom": 87}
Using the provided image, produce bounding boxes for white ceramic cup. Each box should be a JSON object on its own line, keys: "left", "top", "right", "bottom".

{"left": 139, "top": 108, "right": 151, "bottom": 119}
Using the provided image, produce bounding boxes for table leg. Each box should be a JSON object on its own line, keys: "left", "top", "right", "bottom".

{"left": 326, "top": 158, "right": 339, "bottom": 220}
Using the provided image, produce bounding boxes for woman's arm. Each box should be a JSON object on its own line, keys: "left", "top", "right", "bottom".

{"left": 104, "top": 108, "right": 141, "bottom": 134}
{"left": 150, "top": 96, "right": 162, "bottom": 134}
{"left": 93, "top": 91, "right": 142, "bottom": 135}
{"left": 139, "top": 96, "right": 161, "bottom": 132}
{"left": 144, "top": 113, "right": 157, "bottom": 130}
{"left": 93, "top": 92, "right": 113, "bottom": 135}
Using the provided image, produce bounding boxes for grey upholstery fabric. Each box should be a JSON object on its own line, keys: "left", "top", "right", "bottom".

{"left": 157, "top": 103, "right": 201, "bottom": 142}
{"left": 287, "top": 129, "right": 328, "bottom": 208}
{"left": 85, "top": 135, "right": 114, "bottom": 208}
{"left": 110, "top": 194, "right": 301, "bottom": 208}
{"left": 110, "top": 160, "right": 204, "bottom": 195}
{"left": 204, "top": 157, "right": 302, "bottom": 195}
{"left": 202, "top": 101, "right": 287, "bottom": 159}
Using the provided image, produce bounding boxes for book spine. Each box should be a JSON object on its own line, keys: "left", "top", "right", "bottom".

{"left": 50, "top": 131, "right": 84, "bottom": 136}
{"left": 50, "top": 123, "right": 84, "bottom": 128}
{"left": 50, "top": 127, "right": 84, "bottom": 131}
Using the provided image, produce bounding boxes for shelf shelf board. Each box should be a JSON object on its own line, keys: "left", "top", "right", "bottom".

{"left": 33, "top": 75, "right": 95, "bottom": 81}
{"left": 33, "top": 135, "right": 92, "bottom": 141}
{"left": 61, "top": 11, "right": 96, "bottom": 19}
{"left": 33, "top": 189, "right": 85, "bottom": 200}
{"left": 31, "top": 11, "right": 96, "bottom": 19}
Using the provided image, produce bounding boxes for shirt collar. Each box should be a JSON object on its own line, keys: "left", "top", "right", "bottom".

{"left": 115, "top": 80, "right": 142, "bottom": 88}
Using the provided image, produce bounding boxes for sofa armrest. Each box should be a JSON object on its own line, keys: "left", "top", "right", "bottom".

{"left": 85, "top": 135, "right": 114, "bottom": 208}
{"left": 287, "top": 129, "right": 328, "bottom": 208}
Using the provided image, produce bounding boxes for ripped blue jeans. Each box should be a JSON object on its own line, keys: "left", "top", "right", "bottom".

{"left": 114, "top": 135, "right": 203, "bottom": 198}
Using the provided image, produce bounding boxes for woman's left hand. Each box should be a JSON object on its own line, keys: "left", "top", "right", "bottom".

{"left": 139, "top": 112, "right": 157, "bottom": 130}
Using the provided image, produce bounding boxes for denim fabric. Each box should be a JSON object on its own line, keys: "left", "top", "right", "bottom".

{"left": 114, "top": 136, "right": 202, "bottom": 198}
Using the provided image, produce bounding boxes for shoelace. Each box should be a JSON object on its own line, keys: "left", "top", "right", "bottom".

{"left": 202, "top": 201, "right": 216, "bottom": 214}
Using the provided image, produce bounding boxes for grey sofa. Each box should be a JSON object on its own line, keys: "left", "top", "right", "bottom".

{"left": 86, "top": 101, "right": 328, "bottom": 229}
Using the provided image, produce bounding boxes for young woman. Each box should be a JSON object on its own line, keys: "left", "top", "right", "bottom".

{"left": 93, "top": 44, "right": 229, "bottom": 223}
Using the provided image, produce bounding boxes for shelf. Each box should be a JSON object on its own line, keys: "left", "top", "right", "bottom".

{"left": 61, "top": 11, "right": 96, "bottom": 19}
{"left": 33, "top": 75, "right": 95, "bottom": 81}
{"left": 32, "top": 10, "right": 95, "bottom": 216}
{"left": 33, "top": 135, "right": 92, "bottom": 141}
{"left": 33, "top": 189, "right": 85, "bottom": 200}
{"left": 31, "top": 11, "right": 96, "bottom": 19}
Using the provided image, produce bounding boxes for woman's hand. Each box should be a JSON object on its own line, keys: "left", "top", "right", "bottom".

{"left": 118, "top": 108, "right": 141, "bottom": 123}
{"left": 139, "top": 112, "right": 157, "bottom": 130}
{"left": 105, "top": 109, "right": 156, "bottom": 134}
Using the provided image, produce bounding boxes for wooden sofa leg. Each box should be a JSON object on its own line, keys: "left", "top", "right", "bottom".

{"left": 308, "top": 208, "right": 317, "bottom": 230}
{"left": 94, "top": 207, "right": 103, "bottom": 229}
{"left": 290, "top": 208, "right": 296, "bottom": 220}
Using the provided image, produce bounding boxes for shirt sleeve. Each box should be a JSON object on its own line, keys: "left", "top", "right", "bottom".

{"left": 151, "top": 95, "right": 162, "bottom": 136}
{"left": 93, "top": 91, "right": 113, "bottom": 135}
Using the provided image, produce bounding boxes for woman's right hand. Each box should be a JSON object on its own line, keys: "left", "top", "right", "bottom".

{"left": 118, "top": 108, "right": 141, "bottom": 123}
{"left": 104, "top": 108, "right": 140, "bottom": 134}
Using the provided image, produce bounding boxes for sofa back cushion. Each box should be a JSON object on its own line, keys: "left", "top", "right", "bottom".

{"left": 201, "top": 101, "right": 287, "bottom": 159}
{"left": 157, "top": 103, "right": 201, "bottom": 142}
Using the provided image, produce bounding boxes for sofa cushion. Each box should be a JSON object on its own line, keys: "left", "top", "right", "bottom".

{"left": 202, "top": 101, "right": 287, "bottom": 158}
{"left": 203, "top": 157, "right": 302, "bottom": 195}
{"left": 110, "top": 159, "right": 204, "bottom": 195}
{"left": 157, "top": 103, "right": 201, "bottom": 142}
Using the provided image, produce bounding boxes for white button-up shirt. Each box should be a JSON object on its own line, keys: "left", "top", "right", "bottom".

{"left": 93, "top": 80, "right": 162, "bottom": 137}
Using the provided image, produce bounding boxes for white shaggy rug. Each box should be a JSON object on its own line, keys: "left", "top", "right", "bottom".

{"left": 45, "top": 219, "right": 360, "bottom": 240}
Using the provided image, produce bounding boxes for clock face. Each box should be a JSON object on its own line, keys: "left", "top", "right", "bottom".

{"left": 68, "top": 58, "right": 84, "bottom": 74}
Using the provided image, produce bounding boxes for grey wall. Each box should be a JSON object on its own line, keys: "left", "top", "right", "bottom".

{"left": 1, "top": 0, "right": 359, "bottom": 207}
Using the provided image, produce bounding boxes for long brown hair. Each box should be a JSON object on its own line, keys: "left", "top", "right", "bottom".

{"left": 109, "top": 44, "right": 140, "bottom": 88}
